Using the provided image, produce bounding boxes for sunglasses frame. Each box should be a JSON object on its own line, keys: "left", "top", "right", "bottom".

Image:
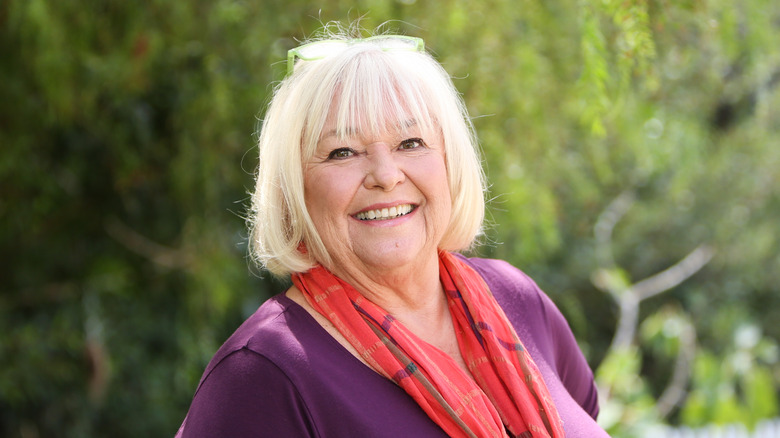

{"left": 287, "top": 35, "right": 425, "bottom": 76}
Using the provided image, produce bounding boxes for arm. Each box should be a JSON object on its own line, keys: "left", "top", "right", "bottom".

{"left": 537, "top": 290, "right": 600, "bottom": 420}
{"left": 178, "top": 348, "right": 317, "bottom": 438}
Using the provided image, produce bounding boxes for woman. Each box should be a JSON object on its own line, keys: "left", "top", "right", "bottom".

{"left": 177, "top": 30, "right": 609, "bottom": 437}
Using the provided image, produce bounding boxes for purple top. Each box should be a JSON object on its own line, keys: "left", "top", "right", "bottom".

{"left": 176, "top": 257, "right": 610, "bottom": 437}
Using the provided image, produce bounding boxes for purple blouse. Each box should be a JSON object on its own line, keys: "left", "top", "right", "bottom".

{"left": 176, "top": 257, "right": 610, "bottom": 437}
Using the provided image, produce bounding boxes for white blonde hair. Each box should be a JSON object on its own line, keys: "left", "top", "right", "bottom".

{"left": 248, "top": 32, "right": 485, "bottom": 276}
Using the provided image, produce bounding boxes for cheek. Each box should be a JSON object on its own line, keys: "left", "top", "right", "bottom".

{"left": 421, "top": 157, "right": 450, "bottom": 198}
{"left": 409, "top": 155, "right": 451, "bottom": 219}
{"left": 304, "top": 167, "right": 356, "bottom": 221}
{"left": 433, "top": 164, "right": 453, "bottom": 217}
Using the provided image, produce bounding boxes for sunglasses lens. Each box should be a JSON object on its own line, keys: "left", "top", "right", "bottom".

{"left": 296, "top": 41, "right": 348, "bottom": 60}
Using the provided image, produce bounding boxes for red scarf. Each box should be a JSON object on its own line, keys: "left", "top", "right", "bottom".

{"left": 292, "top": 251, "right": 564, "bottom": 437}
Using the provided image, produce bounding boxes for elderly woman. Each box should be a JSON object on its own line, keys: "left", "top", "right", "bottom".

{"left": 177, "top": 30, "right": 609, "bottom": 437}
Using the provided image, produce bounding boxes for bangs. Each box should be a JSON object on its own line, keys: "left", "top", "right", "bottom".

{"left": 300, "top": 48, "right": 438, "bottom": 157}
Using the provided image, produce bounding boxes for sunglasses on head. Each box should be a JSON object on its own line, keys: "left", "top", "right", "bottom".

{"left": 287, "top": 35, "right": 425, "bottom": 76}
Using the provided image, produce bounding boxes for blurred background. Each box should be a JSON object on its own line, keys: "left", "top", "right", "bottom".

{"left": 1, "top": 1, "right": 778, "bottom": 437}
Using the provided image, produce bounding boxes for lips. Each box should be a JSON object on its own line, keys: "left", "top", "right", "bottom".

{"left": 354, "top": 204, "right": 415, "bottom": 221}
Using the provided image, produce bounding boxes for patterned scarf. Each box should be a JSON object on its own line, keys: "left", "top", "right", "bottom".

{"left": 291, "top": 251, "right": 565, "bottom": 437}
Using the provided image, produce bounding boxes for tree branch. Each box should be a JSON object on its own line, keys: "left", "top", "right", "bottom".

{"left": 656, "top": 320, "right": 696, "bottom": 418}
{"left": 594, "top": 189, "right": 636, "bottom": 268}
{"left": 632, "top": 245, "right": 715, "bottom": 301}
{"left": 104, "top": 217, "right": 192, "bottom": 269}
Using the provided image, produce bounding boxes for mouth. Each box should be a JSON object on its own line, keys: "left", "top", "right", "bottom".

{"left": 354, "top": 204, "right": 415, "bottom": 221}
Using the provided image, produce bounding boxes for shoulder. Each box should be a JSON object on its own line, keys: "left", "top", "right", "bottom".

{"left": 179, "top": 294, "right": 323, "bottom": 437}
{"left": 454, "top": 255, "right": 553, "bottom": 319}
{"left": 454, "top": 255, "right": 539, "bottom": 295}
{"left": 180, "top": 293, "right": 450, "bottom": 438}
{"left": 454, "top": 254, "right": 575, "bottom": 359}
{"left": 198, "top": 295, "right": 307, "bottom": 382}
{"left": 454, "top": 254, "right": 530, "bottom": 285}
{"left": 454, "top": 254, "right": 602, "bottom": 424}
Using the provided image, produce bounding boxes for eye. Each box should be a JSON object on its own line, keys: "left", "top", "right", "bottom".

{"left": 327, "top": 147, "right": 355, "bottom": 160}
{"left": 399, "top": 138, "right": 425, "bottom": 150}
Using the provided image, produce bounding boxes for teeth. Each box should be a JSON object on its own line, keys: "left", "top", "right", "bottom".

{"left": 356, "top": 204, "right": 414, "bottom": 221}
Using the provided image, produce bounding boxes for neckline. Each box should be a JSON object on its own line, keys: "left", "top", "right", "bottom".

{"left": 274, "top": 292, "right": 385, "bottom": 375}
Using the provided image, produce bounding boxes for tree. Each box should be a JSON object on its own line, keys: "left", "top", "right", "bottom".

{"left": 1, "top": 1, "right": 778, "bottom": 436}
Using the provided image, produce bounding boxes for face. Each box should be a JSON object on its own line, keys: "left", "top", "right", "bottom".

{"left": 303, "top": 111, "right": 452, "bottom": 277}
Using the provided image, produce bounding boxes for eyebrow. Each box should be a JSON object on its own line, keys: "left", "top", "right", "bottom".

{"left": 319, "top": 119, "right": 420, "bottom": 141}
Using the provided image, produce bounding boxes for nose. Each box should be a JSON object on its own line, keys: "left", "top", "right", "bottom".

{"left": 363, "top": 147, "right": 404, "bottom": 191}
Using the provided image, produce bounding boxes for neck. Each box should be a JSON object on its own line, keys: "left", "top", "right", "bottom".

{"left": 309, "top": 249, "right": 468, "bottom": 373}
{"left": 328, "top": 250, "right": 445, "bottom": 317}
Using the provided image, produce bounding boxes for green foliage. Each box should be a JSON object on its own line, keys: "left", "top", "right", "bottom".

{"left": 2, "top": 0, "right": 779, "bottom": 437}
{"left": 596, "top": 347, "right": 660, "bottom": 436}
{"left": 681, "top": 325, "right": 779, "bottom": 429}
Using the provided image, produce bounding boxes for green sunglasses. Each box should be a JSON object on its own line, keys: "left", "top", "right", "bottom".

{"left": 287, "top": 35, "right": 425, "bottom": 76}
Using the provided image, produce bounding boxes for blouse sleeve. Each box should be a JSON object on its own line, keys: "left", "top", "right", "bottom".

{"left": 177, "top": 348, "right": 317, "bottom": 438}
{"left": 537, "top": 289, "right": 600, "bottom": 420}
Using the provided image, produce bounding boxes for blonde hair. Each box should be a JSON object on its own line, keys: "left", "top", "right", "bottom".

{"left": 248, "top": 31, "right": 485, "bottom": 276}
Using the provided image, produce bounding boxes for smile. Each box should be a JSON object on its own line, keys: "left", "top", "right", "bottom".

{"left": 354, "top": 204, "right": 415, "bottom": 221}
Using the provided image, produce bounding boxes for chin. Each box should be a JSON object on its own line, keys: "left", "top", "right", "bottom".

{"left": 356, "top": 241, "right": 432, "bottom": 270}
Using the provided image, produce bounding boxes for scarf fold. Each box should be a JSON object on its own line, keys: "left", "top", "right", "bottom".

{"left": 291, "top": 251, "right": 565, "bottom": 438}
